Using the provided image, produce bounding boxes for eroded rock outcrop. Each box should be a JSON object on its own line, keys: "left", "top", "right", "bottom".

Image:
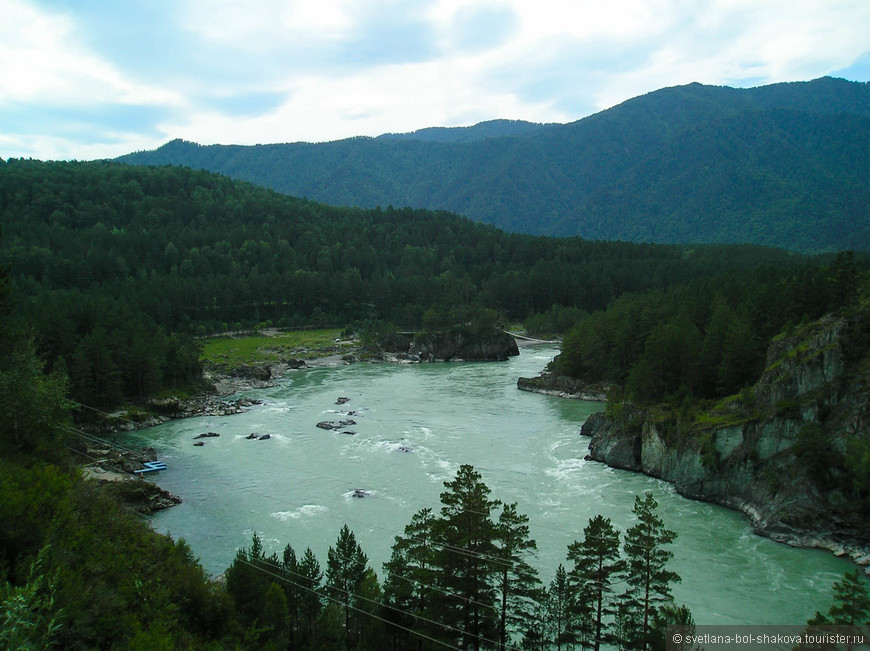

{"left": 583, "top": 310, "right": 870, "bottom": 561}
{"left": 409, "top": 327, "right": 519, "bottom": 362}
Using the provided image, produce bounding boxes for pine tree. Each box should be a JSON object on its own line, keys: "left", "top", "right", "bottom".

{"left": 383, "top": 507, "right": 439, "bottom": 649}
{"left": 325, "top": 525, "right": 370, "bottom": 650}
{"left": 621, "top": 493, "right": 681, "bottom": 651}
{"left": 382, "top": 547, "right": 417, "bottom": 650}
{"left": 808, "top": 569, "right": 870, "bottom": 625}
{"left": 431, "top": 464, "right": 500, "bottom": 651}
{"left": 494, "top": 502, "right": 541, "bottom": 651}
{"left": 262, "top": 582, "right": 290, "bottom": 649}
{"left": 225, "top": 532, "right": 272, "bottom": 625}
{"left": 567, "top": 514, "right": 625, "bottom": 651}
{"left": 279, "top": 543, "right": 300, "bottom": 646}
{"left": 546, "top": 564, "right": 577, "bottom": 651}
{"left": 650, "top": 603, "right": 695, "bottom": 651}
{"left": 297, "top": 547, "right": 323, "bottom": 646}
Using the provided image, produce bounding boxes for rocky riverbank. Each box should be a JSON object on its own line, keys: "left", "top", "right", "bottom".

{"left": 517, "top": 371, "right": 608, "bottom": 400}
{"left": 81, "top": 445, "right": 182, "bottom": 514}
{"left": 77, "top": 394, "right": 266, "bottom": 433}
{"left": 580, "top": 311, "right": 870, "bottom": 571}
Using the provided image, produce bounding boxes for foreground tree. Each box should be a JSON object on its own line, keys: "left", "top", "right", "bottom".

{"left": 808, "top": 569, "right": 870, "bottom": 625}
{"left": 494, "top": 502, "right": 541, "bottom": 651}
{"left": 382, "top": 507, "right": 439, "bottom": 649}
{"left": 326, "top": 525, "right": 371, "bottom": 649}
{"left": 546, "top": 564, "right": 577, "bottom": 651}
{"left": 567, "top": 514, "right": 625, "bottom": 651}
{"left": 297, "top": 547, "right": 324, "bottom": 646}
{"left": 650, "top": 603, "right": 695, "bottom": 651}
{"left": 621, "top": 493, "right": 681, "bottom": 651}
{"left": 432, "top": 464, "right": 500, "bottom": 651}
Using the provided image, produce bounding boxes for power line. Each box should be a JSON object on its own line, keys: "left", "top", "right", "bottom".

{"left": 235, "top": 556, "right": 526, "bottom": 651}
{"left": 63, "top": 423, "right": 704, "bottom": 619}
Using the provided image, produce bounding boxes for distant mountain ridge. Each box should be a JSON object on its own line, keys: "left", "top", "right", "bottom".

{"left": 117, "top": 77, "right": 870, "bottom": 252}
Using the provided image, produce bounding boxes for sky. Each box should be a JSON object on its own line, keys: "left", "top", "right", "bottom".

{"left": 2, "top": 0, "right": 870, "bottom": 161}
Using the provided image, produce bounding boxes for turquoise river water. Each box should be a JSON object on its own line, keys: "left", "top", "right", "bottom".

{"left": 129, "top": 345, "right": 857, "bottom": 625}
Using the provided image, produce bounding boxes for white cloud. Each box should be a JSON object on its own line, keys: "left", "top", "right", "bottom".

{"left": 2, "top": 0, "right": 870, "bottom": 159}
{"left": 0, "top": 0, "right": 180, "bottom": 108}
{"left": 161, "top": 55, "right": 557, "bottom": 146}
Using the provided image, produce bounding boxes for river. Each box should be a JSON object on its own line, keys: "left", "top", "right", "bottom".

{"left": 130, "top": 345, "right": 854, "bottom": 625}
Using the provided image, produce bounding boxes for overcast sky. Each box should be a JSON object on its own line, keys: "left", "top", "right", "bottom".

{"left": 3, "top": 0, "right": 870, "bottom": 161}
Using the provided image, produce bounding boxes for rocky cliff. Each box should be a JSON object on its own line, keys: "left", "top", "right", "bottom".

{"left": 410, "top": 327, "right": 519, "bottom": 361}
{"left": 517, "top": 353, "right": 609, "bottom": 400}
{"left": 583, "top": 309, "right": 870, "bottom": 564}
{"left": 380, "top": 326, "right": 519, "bottom": 362}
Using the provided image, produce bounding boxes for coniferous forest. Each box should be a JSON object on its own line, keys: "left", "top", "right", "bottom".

{"left": 1, "top": 158, "right": 820, "bottom": 408}
{"left": 2, "top": 157, "right": 869, "bottom": 648}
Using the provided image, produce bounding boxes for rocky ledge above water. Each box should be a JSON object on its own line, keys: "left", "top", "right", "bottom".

{"left": 378, "top": 325, "right": 519, "bottom": 362}
{"left": 582, "top": 310, "right": 870, "bottom": 569}
{"left": 205, "top": 358, "right": 309, "bottom": 396}
{"left": 77, "top": 394, "right": 263, "bottom": 433}
{"left": 81, "top": 446, "right": 181, "bottom": 514}
{"left": 517, "top": 371, "right": 608, "bottom": 401}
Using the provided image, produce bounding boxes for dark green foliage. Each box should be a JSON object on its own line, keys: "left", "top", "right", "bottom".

{"left": 649, "top": 603, "right": 695, "bottom": 651}
{"left": 523, "top": 304, "right": 585, "bottom": 337}
{"left": 808, "top": 570, "right": 870, "bottom": 625}
{"left": 566, "top": 515, "right": 625, "bottom": 651}
{"left": 326, "top": 524, "right": 372, "bottom": 649}
{"left": 296, "top": 547, "right": 325, "bottom": 646}
{"left": 382, "top": 507, "right": 440, "bottom": 647}
{"left": 0, "top": 552, "right": 63, "bottom": 650}
{"left": 225, "top": 532, "right": 273, "bottom": 624}
{"left": 0, "top": 462, "right": 74, "bottom": 584}
{"left": 544, "top": 564, "right": 577, "bottom": 651}
{"left": 43, "top": 481, "right": 234, "bottom": 649}
{"left": 117, "top": 78, "right": 870, "bottom": 253}
{"left": 432, "top": 464, "right": 500, "bottom": 650}
{"left": 621, "top": 493, "right": 681, "bottom": 651}
{"left": 494, "top": 503, "right": 541, "bottom": 651}
{"left": 556, "top": 257, "right": 867, "bottom": 407}
{"left": 2, "top": 159, "right": 829, "bottom": 408}
{"left": 0, "top": 339, "right": 69, "bottom": 459}
{"left": 381, "top": 467, "right": 546, "bottom": 651}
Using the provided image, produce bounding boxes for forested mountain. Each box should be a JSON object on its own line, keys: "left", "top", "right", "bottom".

{"left": 0, "top": 158, "right": 814, "bottom": 407}
{"left": 379, "top": 118, "right": 551, "bottom": 143}
{"left": 117, "top": 77, "right": 870, "bottom": 253}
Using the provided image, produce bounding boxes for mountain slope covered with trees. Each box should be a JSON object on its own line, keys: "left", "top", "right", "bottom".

{"left": 118, "top": 77, "right": 870, "bottom": 253}
{"left": 0, "top": 158, "right": 805, "bottom": 409}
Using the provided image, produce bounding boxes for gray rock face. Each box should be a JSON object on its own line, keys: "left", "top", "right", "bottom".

{"left": 518, "top": 373, "right": 608, "bottom": 400}
{"left": 583, "top": 312, "right": 870, "bottom": 558}
{"left": 409, "top": 328, "right": 519, "bottom": 361}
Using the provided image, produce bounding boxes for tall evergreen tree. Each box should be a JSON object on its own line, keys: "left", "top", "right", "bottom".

{"left": 808, "top": 569, "right": 870, "bottom": 625}
{"left": 546, "top": 564, "right": 577, "bottom": 651}
{"left": 325, "top": 525, "right": 370, "bottom": 650}
{"left": 494, "top": 502, "right": 541, "bottom": 651}
{"left": 383, "top": 507, "right": 439, "bottom": 649}
{"left": 650, "top": 603, "right": 695, "bottom": 651}
{"left": 278, "top": 543, "right": 301, "bottom": 647}
{"left": 432, "top": 464, "right": 500, "bottom": 651}
{"left": 297, "top": 547, "right": 324, "bottom": 646}
{"left": 225, "top": 532, "right": 273, "bottom": 625}
{"left": 382, "top": 547, "right": 418, "bottom": 650}
{"left": 621, "top": 493, "right": 681, "bottom": 651}
{"left": 567, "top": 514, "right": 625, "bottom": 651}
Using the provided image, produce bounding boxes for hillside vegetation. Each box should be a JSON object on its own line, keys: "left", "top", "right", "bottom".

{"left": 0, "top": 158, "right": 804, "bottom": 408}
{"left": 118, "top": 77, "right": 870, "bottom": 253}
